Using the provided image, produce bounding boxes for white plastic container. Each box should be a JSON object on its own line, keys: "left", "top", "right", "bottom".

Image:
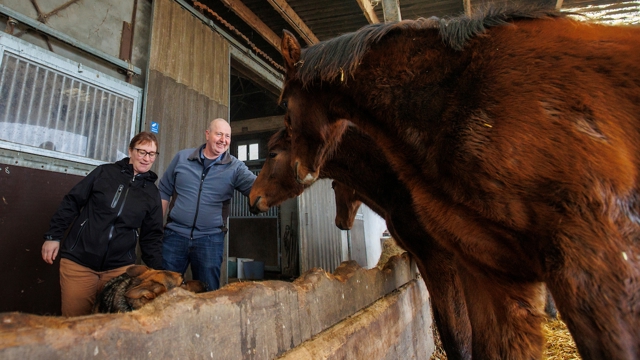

{"left": 237, "top": 258, "right": 254, "bottom": 279}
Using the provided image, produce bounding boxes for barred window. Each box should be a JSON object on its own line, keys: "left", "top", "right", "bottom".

{"left": 0, "top": 35, "right": 141, "bottom": 165}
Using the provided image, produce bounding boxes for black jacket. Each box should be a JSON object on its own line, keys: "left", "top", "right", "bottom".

{"left": 45, "top": 158, "right": 164, "bottom": 271}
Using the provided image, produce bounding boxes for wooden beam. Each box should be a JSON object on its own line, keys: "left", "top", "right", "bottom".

{"left": 231, "top": 115, "right": 284, "bottom": 134}
{"left": 381, "top": 0, "right": 401, "bottom": 23}
{"left": 218, "top": 0, "right": 281, "bottom": 50}
{"left": 266, "top": 0, "right": 319, "bottom": 45}
{"left": 463, "top": 0, "right": 472, "bottom": 16}
{"left": 355, "top": 0, "right": 380, "bottom": 24}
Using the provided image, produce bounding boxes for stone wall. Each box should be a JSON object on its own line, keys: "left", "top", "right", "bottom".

{"left": 0, "top": 253, "right": 433, "bottom": 359}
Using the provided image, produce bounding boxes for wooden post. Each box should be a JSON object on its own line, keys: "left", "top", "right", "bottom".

{"left": 463, "top": 0, "right": 472, "bottom": 16}
{"left": 381, "top": 0, "right": 401, "bottom": 23}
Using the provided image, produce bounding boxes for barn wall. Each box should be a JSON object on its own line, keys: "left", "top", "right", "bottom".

{"left": 278, "top": 197, "right": 299, "bottom": 277}
{"left": 0, "top": 254, "right": 432, "bottom": 359}
{"left": 0, "top": 0, "right": 149, "bottom": 315}
{"left": 0, "top": 0, "right": 151, "bottom": 88}
{"left": 228, "top": 217, "right": 279, "bottom": 269}
{"left": 145, "top": 0, "right": 229, "bottom": 177}
{"left": 0, "top": 164, "right": 83, "bottom": 315}
{"left": 350, "top": 204, "right": 389, "bottom": 270}
{"left": 297, "top": 179, "right": 348, "bottom": 274}
{"left": 362, "top": 205, "right": 388, "bottom": 268}
{"left": 296, "top": 179, "right": 392, "bottom": 274}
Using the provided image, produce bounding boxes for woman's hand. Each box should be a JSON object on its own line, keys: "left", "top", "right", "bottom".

{"left": 42, "top": 240, "right": 60, "bottom": 264}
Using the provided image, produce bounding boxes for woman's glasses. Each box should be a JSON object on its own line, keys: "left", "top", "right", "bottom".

{"left": 134, "top": 148, "right": 159, "bottom": 159}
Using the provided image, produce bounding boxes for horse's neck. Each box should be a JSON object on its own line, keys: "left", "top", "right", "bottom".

{"left": 321, "top": 130, "right": 412, "bottom": 215}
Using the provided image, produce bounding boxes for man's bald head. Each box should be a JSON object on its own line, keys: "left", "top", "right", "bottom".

{"left": 204, "top": 118, "right": 231, "bottom": 158}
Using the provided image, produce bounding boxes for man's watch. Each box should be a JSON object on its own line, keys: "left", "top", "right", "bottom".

{"left": 44, "top": 235, "right": 57, "bottom": 241}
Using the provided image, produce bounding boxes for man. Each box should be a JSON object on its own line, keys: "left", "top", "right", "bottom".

{"left": 159, "top": 118, "right": 256, "bottom": 291}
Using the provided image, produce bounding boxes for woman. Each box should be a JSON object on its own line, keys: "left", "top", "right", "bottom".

{"left": 41, "top": 132, "right": 164, "bottom": 316}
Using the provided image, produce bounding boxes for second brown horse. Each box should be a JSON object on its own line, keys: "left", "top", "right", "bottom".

{"left": 250, "top": 126, "right": 473, "bottom": 359}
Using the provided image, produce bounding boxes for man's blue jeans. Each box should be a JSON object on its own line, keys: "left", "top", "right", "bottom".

{"left": 162, "top": 228, "right": 225, "bottom": 291}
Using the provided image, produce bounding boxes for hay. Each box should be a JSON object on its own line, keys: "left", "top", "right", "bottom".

{"left": 376, "top": 237, "right": 406, "bottom": 269}
{"left": 429, "top": 317, "right": 581, "bottom": 359}
{"left": 542, "top": 318, "right": 581, "bottom": 359}
{"left": 429, "top": 321, "right": 447, "bottom": 360}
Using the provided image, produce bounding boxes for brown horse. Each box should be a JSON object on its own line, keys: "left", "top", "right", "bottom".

{"left": 331, "top": 180, "right": 361, "bottom": 230}
{"left": 333, "top": 177, "right": 559, "bottom": 320}
{"left": 250, "top": 127, "right": 472, "bottom": 360}
{"left": 278, "top": 4, "right": 640, "bottom": 359}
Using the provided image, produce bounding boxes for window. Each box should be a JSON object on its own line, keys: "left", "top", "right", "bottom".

{"left": 0, "top": 35, "right": 141, "bottom": 165}
{"left": 237, "top": 142, "right": 259, "bottom": 161}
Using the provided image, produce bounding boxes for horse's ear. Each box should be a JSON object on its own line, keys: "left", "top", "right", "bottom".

{"left": 281, "top": 30, "right": 301, "bottom": 74}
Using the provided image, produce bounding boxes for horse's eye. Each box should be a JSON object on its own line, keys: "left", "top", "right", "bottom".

{"left": 268, "top": 152, "right": 277, "bottom": 158}
{"left": 280, "top": 101, "right": 288, "bottom": 109}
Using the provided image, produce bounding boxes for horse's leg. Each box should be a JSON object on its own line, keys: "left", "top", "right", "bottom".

{"left": 387, "top": 217, "right": 472, "bottom": 360}
{"left": 545, "top": 220, "right": 640, "bottom": 359}
{"left": 456, "top": 262, "right": 546, "bottom": 360}
{"left": 418, "top": 254, "right": 471, "bottom": 360}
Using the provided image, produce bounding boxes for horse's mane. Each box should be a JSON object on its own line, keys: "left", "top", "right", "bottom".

{"left": 296, "top": 4, "right": 566, "bottom": 86}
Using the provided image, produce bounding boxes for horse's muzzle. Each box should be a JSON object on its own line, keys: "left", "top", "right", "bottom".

{"left": 249, "top": 196, "right": 263, "bottom": 214}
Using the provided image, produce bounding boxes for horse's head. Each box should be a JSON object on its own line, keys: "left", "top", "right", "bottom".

{"left": 249, "top": 128, "right": 305, "bottom": 214}
{"left": 281, "top": 30, "right": 350, "bottom": 186}
{"left": 332, "top": 181, "right": 362, "bottom": 231}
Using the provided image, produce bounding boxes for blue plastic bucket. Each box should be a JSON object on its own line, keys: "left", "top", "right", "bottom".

{"left": 243, "top": 261, "right": 264, "bottom": 280}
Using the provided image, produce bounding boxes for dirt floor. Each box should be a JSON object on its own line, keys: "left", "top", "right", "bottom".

{"left": 429, "top": 317, "right": 580, "bottom": 360}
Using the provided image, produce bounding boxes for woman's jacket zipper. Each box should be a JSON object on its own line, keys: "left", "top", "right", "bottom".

{"left": 129, "top": 229, "right": 139, "bottom": 259}
{"left": 100, "top": 174, "right": 136, "bottom": 270}
{"left": 69, "top": 219, "right": 88, "bottom": 250}
{"left": 111, "top": 185, "right": 124, "bottom": 208}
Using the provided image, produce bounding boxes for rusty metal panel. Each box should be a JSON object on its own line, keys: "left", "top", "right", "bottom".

{"left": 167, "top": 3, "right": 182, "bottom": 79}
{"left": 149, "top": 0, "right": 168, "bottom": 67}
{"left": 192, "top": 26, "right": 204, "bottom": 94}
{"left": 149, "top": 0, "right": 229, "bottom": 105}
{"left": 0, "top": 163, "right": 84, "bottom": 315}
{"left": 297, "top": 178, "right": 346, "bottom": 274}
{"left": 119, "top": 21, "right": 133, "bottom": 61}
{"left": 203, "top": 28, "right": 215, "bottom": 99}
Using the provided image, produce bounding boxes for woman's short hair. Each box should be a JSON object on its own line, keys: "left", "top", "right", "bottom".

{"left": 129, "top": 132, "right": 159, "bottom": 150}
